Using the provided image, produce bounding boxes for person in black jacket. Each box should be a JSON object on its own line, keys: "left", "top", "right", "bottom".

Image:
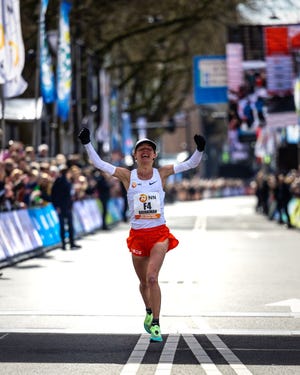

{"left": 51, "top": 165, "right": 81, "bottom": 250}
{"left": 94, "top": 170, "right": 111, "bottom": 230}
{"left": 274, "top": 173, "right": 293, "bottom": 228}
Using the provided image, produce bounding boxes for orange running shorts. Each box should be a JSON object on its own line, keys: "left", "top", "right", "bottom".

{"left": 126, "top": 224, "right": 179, "bottom": 257}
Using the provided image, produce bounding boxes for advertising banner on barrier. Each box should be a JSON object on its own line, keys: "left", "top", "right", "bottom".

{"left": 73, "top": 199, "right": 102, "bottom": 233}
{"left": 73, "top": 201, "right": 86, "bottom": 235}
{"left": 0, "top": 213, "right": 14, "bottom": 258}
{"left": 43, "top": 204, "right": 61, "bottom": 244}
{"left": 108, "top": 198, "right": 123, "bottom": 223}
{"left": 88, "top": 199, "right": 102, "bottom": 228}
{"left": 0, "top": 198, "right": 123, "bottom": 265}
{"left": 0, "top": 209, "right": 43, "bottom": 260}
{"left": 289, "top": 198, "right": 300, "bottom": 228}
{"left": 17, "top": 209, "right": 43, "bottom": 249}
{"left": 28, "top": 204, "right": 61, "bottom": 247}
{"left": 1, "top": 211, "right": 24, "bottom": 256}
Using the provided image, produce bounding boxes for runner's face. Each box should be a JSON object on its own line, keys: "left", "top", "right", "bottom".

{"left": 135, "top": 144, "right": 156, "bottom": 162}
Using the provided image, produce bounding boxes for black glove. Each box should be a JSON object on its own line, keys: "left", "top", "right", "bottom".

{"left": 78, "top": 127, "right": 91, "bottom": 145}
{"left": 194, "top": 134, "right": 206, "bottom": 152}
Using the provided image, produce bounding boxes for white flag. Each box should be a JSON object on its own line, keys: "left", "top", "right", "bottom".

{"left": 3, "top": 74, "right": 27, "bottom": 98}
{"left": 0, "top": 0, "right": 26, "bottom": 89}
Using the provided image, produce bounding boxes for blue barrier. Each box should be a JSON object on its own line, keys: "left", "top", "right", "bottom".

{"left": 0, "top": 198, "right": 123, "bottom": 267}
{"left": 28, "top": 204, "right": 61, "bottom": 247}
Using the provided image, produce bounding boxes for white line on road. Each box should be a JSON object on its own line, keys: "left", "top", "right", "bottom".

{"left": 207, "top": 334, "right": 253, "bottom": 375}
{"left": 155, "top": 334, "right": 180, "bottom": 375}
{"left": 193, "top": 216, "right": 206, "bottom": 231}
{"left": 0, "top": 310, "right": 298, "bottom": 318}
{"left": 193, "top": 318, "right": 253, "bottom": 375}
{"left": 120, "top": 334, "right": 149, "bottom": 375}
{"left": 183, "top": 334, "right": 222, "bottom": 374}
{"left": 0, "top": 333, "right": 8, "bottom": 340}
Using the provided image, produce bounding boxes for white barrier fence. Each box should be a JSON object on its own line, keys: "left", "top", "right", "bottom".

{"left": 0, "top": 198, "right": 123, "bottom": 267}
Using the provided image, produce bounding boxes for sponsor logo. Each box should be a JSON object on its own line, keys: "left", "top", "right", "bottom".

{"left": 132, "top": 248, "right": 142, "bottom": 255}
{"left": 139, "top": 194, "right": 148, "bottom": 203}
{"left": 149, "top": 181, "right": 157, "bottom": 185}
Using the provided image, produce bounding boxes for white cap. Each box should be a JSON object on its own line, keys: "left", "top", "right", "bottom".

{"left": 134, "top": 138, "right": 157, "bottom": 152}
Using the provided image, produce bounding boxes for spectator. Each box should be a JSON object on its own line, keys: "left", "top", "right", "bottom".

{"left": 51, "top": 165, "right": 81, "bottom": 250}
{"left": 274, "top": 173, "right": 293, "bottom": 228}
{"left": 24, "top": 146, "right": 36, "bottom": 162}
{"left": 37, "top": 144, "right": 49, "bottom": 160}
{"left": 31, "top": 172, "right": 53, "bottom": 206}
{"left": 94, "top": 170, "right": 111, "bottom": 230}
{"left": 0, "top": 162, "right": 6, "bottom": 209}
{"left": 23, "top": 169, "right": 39, "bottom": 207}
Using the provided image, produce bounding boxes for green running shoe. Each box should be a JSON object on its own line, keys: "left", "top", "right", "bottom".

{"left": 150, "top": 324, "right": 162, "bottom": 342}
{"left": 144, "top": 313, "right": 153, "bottom": 334}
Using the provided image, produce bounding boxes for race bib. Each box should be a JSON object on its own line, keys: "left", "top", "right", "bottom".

{"left": 134, "top": 192, "right": 161, "bottom": 219}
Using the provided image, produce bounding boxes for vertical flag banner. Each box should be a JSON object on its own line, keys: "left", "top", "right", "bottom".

{"left": 121, "top": 112, "right": 133, "bottom": 157}
{"left": 0, "top": 0, "right": 27, "bottom": 97}
{"left": 56, "top": 0, "right": 72, "bottom": 121}
{"left": 226, "top": 43, "right": 243, "bottom": 93}
{"left": 136, "top": 116, "right": 147, "bottom": 139}
{"left": 110, "top": 88, "right": 120, "bottom": 151}
{"left": 0, "top": 2, "right": 4, "bottom": 82}
{"left": 96, "top": 69, "right": 111, "bottom": 151}
{"left": 264, "top": 26, "right": 293, "bottom": 96}
{"left": 40, "top": 0, "right": 55, "bottom": 103}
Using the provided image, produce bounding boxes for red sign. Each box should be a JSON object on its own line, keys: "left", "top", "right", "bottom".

{"left": 265, "top": 27, "right": 289, "bottom": 55}
{"left": 289, "top": 26, "right": 300, "bottom": 50}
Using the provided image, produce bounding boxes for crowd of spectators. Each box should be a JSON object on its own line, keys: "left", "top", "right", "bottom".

{"left": 4, "top": 139, "right": 299, "bottom": 223}
{"left": 253, "top": 167, "right": 300, "bottom": 228}
{"left": 165, "top": 177, "right": 253, "bottom": 203}
{"left": 0, "top": 139, "right": 257, "bottom": 214}
{"left": 0, "top": 140, "right": 121, "bottom": 213}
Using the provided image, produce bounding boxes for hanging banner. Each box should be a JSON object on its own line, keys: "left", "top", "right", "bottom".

{"left": 56, "top": 0, "right": 72, "bottom": 121}
{"left": 110, "top": 88, "right": 120, "bottom": 151}
{"left": 0, "top": 2, "right": 4, "bottom": 82}
{"left": 121, "top": 112, "right": 133, "bottom": 157}
{"left": 264, "top": 26, "right": 294, "bottom": 96}
{"left": 266, "top": 55, "right": 293, "bottom": 96}
{"left": 136, "top": 116, "right": 147, "bottom": 139}
{"left": 193, "top": 55, "right": 227, "bottom": 104}
{"left": 96, "top": 69, "right": 110, "bottom": 150}
{"left": 0, "top": 0, "right": 27, "bottom": 96}
{"left": 40, "top": 0, "right": 56, "bottom": 103}
{"left": 226, "top": 43, "right": 243, "bottom": 93}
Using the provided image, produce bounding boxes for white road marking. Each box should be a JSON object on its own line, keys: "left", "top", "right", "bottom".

{"left": 0, "top": 310, "right": 297, "bottom": 317}
{"left": 193, "top": 215, "right": 206, "bottom": 231}
{"left": 155, "top": 334, "right": 180, "bottom": 375}
{"left": 193, "top": 318, "right": 253, "bottom": 375}
{"left": 120, "top": 334, "right": 149, "bottom": 375}
{"left": 267, "top": 298, "right": 300, "bottom": 313}
{"left": 207, "top": 334, "right": 253, "bottom": 375}
{"left": 0, "top": 333, "right": 8, "bottom": 340}
{"left": 183, "top": 334, "right": 222, "bottom": 374}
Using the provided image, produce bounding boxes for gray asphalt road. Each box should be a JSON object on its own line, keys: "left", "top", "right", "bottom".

{"left": 1, "top": 196, "right": 300, "bottom": 375}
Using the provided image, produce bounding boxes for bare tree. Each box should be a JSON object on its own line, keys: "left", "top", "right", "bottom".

{"left": 21, "top": 0, "right": 246, "bottom": 124}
